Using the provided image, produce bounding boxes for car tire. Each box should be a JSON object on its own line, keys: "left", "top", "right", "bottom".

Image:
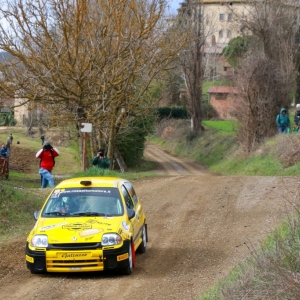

{"left": 122, "top": 242, "right": 134, "bottom": 275}
{"left": 28, "top": 264, "right": 37, "bottom": 274}
{"left": 137, "top": 224, "right": 147, "bottom": 254}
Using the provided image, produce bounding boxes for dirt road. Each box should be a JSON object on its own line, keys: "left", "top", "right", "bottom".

{"left": 1, "top": 142, "right": 299, "bottom": 300}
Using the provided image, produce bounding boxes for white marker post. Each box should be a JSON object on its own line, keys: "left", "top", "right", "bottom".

{"left": 80, "top": 123, "right": 92, "bottom": 171}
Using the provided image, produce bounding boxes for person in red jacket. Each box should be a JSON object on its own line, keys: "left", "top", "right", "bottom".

{"left": 36, "top": 141, "right": 59, "bottom": 188}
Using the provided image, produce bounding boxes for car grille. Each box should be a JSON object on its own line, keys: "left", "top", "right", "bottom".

{"left": 49, "top": 259, "right": 101, "bottom": 268}
{"left": 48, "top": 242, "right": 101, "bottom": 250}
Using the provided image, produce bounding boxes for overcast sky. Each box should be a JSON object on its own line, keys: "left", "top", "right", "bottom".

{"left": 166, "top": 0, "right": 182, "bottom": 14}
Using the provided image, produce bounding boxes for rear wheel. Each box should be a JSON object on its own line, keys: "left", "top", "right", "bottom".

{"left": 137, "top": 224, "right": 147, "bottom": 254}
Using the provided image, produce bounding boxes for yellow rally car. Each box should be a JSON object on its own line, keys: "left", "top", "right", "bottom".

{"left": 25, "top": 177, "right": 147, "bottom": 275}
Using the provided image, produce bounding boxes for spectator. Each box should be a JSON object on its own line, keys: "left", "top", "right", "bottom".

{"left": 41, "top": 135, "right": 45, "bottom": 145}
{"left": 294, "top": 104, "right": 300, "bottom": 132}
{"left": 36, "top": 141, "right": 60, "bottom": 188}
{"left": 6, "top": 134, "right": 13, "bottom": 156}
{"left": 0, "top": 143, "right": 7, "bottom": 157}
{"left": 91, "top": 148, "right": 110, "bottom": 169}
{"left": 276, "top": 108, "right": 290, "bottom": 134}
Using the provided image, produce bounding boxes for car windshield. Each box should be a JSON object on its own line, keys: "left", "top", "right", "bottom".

{"left": 41, "top": 187, "right": 124, "bottom": 217}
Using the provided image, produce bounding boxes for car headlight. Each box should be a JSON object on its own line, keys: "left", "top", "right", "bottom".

{"left": 31, "top": 235, "right": 48, "bottom": 247}
{"left": 101, "top": 233, "right": 122, "bottom": 246}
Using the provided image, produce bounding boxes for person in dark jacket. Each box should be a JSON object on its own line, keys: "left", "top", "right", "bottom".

{"left": 294, "top": 104, "right": 300, "bottom": 132}
{"left": 276, "top": 108, "right": 290, "bottom": 134}
{"left": 36, "top": 141, "right": 60, "bottom": 188}
{"left": 41, "top": 135, "right": 45, "bottom": 145}
{"left": 91, "top": 149, "right": 110, "bottom": 169}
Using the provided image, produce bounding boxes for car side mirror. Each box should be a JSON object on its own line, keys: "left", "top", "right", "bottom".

{"left": 34, "top": 211, "right": 40, "bottom": 220}
{"left": 127, "top": 208, "right": 135, "bottom": 220}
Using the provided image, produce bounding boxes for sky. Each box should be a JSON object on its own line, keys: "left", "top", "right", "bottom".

{"left": 166, "top": 0, "right": 182, "bottom": 14}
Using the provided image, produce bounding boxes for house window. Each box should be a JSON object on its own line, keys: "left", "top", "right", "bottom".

{"left": 216, "top": 94, "right": 228, "bottom": 100}
{"left": 228, "top": 13, "right": 233, "bottom": 22}
{"left": 219, "top": 14, "right": 224, "bottom": 21}
{"left": 212, "top": 35, "right": 216, "bottom": 46}
{"left": 227, "top": 30, "right": 232, "bottom": 38}
{"left": 219, "top": 30, "right": 223, "bottom": 38}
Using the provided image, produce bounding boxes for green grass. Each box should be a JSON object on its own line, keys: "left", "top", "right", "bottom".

{"left": 0, "top": 182, "right": 46, "bottom": 242}
{"left": 73, "top": 166, "right": 163, "bottom": 181}
{"left": 147, "top": 135, "right": 166, "bottom": 146}
{"left": 203, "top": 120, "right": 238, "bottom": 135}
{"left": 210, "top": 155, "right": 283, "bottom": 176}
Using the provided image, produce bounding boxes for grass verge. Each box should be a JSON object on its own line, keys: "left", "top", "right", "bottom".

{"left": 153, "top": 119, "right": 300, "bottom": 176}
{"left": 0, "top": 182, "right": 46, "bottom": 242}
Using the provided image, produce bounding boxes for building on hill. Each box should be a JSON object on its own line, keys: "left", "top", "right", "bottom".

{"left": 178, "top": 0, "right": 250, "bottom": 79}
{"left": 14, "top": 96, "right": 29, "bottom": 125}
{"left": 208, "top": 86, "right": 239, "bottom": 119}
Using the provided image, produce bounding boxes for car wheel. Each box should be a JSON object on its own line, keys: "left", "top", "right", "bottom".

{"left": 27, "top": 264, "right": 38, "bottom": 274}
{"left": 137, "top": 224, "right": 147, "bottom": 254}
{"left": 122, "top": 242, "right": 134, "bottom": 275}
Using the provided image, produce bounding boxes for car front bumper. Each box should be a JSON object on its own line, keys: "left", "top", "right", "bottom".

{"left": 25, "top": 240, "right": 131, "bottom": 273}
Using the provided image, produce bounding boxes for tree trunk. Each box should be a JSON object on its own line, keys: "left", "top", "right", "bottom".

{"left": 26, "top": 111, "right": 33, "bottom": 136}
{"left": 37, "top": 108, "right": 44, "bottom": 135}
{"left": 114, "top": 147, "right": 128, "bottom": 173}
{"left": 107, "top": 116, "right": 116, "bottom": 170}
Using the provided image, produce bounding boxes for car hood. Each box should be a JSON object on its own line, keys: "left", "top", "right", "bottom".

{"left": 35, "top": 216, "right": 128, "bottom": 244}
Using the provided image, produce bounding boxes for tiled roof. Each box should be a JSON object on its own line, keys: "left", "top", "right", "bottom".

{"left": 208, "top": 86, "right": 238, "bottom": 94}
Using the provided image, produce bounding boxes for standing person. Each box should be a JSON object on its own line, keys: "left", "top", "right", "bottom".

{"left": 91, "top": 148, "right": 110, "bottom": 169}
{"left": 36, "top": 141, "right": 59, "bottom": 188}
{"left": 294, "top": 104, "right": 300, "bottom": 132}
{"left": 41, "top": 135, "right": 45, "bottom": 145}
{"left": 6, "top": 134, "right": 13, "bottom": 156}
{"left": 0, "top": 143, "right": 7, "bottom": 157}
{"left": 276, "top": 108, "right": 290, "bottom": 134}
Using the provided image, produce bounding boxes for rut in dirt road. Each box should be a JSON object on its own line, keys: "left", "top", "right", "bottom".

{"left": 144, "top": 142, "right": 208, "bottom": 176}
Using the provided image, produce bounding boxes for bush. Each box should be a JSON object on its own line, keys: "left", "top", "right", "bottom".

{"left": 117, "top": 114, "right": 155, "bottom": 168}
{"left": 201, "top": 102, "right": 218, "bottom": 119}
{"left": 156, "top": 107, "right": 189, "bottom": 119}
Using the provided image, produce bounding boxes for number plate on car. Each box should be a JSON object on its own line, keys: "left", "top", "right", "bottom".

{"left": 58, "top": 252, "right": 90, "bottom": 259}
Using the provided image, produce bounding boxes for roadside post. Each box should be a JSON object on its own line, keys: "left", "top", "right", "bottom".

{"left": 80, "top": 123, "right": 92, "bottom": 171}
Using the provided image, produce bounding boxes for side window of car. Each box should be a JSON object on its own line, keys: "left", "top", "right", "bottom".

{"left": 124, "top": 182, "right": 138, "bottom": 206}
{"left": 121, "top": 185, "right": 134, "bottom": 209}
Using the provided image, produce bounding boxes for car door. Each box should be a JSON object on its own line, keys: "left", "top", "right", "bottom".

{"left": 121, "top": 184, "right": 141, "bottom": 249}
{"left": 124, "top": 182, "right": 144, "bottom": 245}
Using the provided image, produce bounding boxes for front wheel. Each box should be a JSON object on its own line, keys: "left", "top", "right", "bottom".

{"left": 137, "top": 224, "right": 147, "bottom": 254}
{"left": 122, "top": 242, "right": 135, "bottom": 275}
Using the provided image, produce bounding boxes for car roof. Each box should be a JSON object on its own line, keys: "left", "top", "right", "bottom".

{"left": 55, "top": 177, "right": 127, "bottom": 189}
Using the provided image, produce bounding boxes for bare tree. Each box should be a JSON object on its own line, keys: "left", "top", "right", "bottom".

{"left": 229, "top": 0, "right": 299, "bottom": 151}
{"left": 0, "top": 0, "right": 186, "bottom": 169}
{"left": 177, "top": 0, "right": 217, "bottom": 132}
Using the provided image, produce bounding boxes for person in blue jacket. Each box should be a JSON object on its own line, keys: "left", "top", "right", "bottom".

{"left": 0, "top": 143, "right": 7, "bottom": 157}
{"left": 276, "top": 108, "right": 290, "bottom": 134}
